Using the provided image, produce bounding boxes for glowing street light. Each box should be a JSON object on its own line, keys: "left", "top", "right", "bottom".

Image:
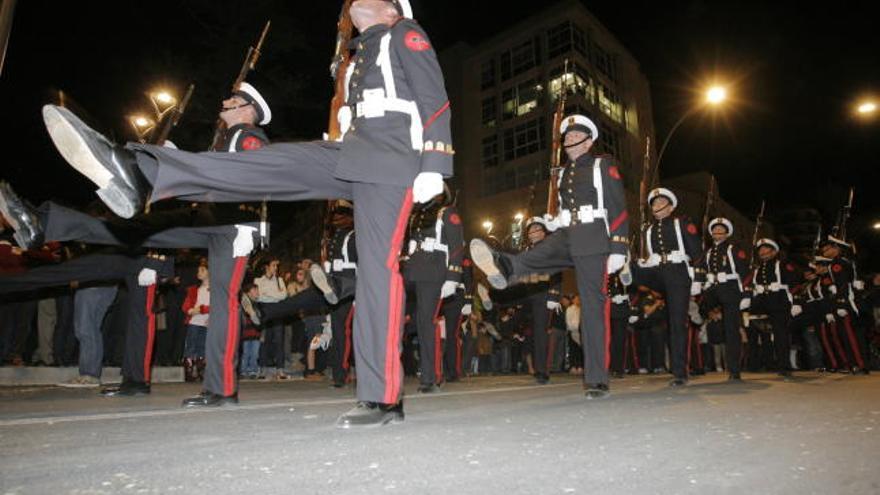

{"left": 149, "top": 89, "right": 178, "bottom": 119}
{"left": 482, "top": 220, "right": 494, "bottom": 235}
{"left": 706, "top": 86, "right": 727, "bottom": 105}
{"left": 514, "top": 212, "right": 524, "bottom": 222}
{"left": 128, "top": 114, "right": 156, "bottom": 142}
{"left": 857, "top": 101, "right": 876, "bottom": 116}
{"left": 872, "top": 222, "right": 880, "bottom": 231}
{"left": 656, "top": 82, "right": 732, "bottom": 172}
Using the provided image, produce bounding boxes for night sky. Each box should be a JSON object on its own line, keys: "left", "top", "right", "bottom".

{"left": 1, "top": 1, "right": 878, "bottom": 263}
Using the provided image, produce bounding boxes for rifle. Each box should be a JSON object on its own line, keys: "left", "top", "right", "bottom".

{"left": 153, "top": 83, "right": 195, "bottom": 146}
{"left": 321, "top": 1, "right": 355, "bottom": 263}
{"left": 748, "top": 200, "right": 766, "bottom": 269}
{"left": 636, "top": 136, "right": 651, "bottom": 260}
{"left": 327, "top": 0, "right": 355, "bottom": 142}
{"left": 208, "top": 21, "right": 271, "bottom": 151}
{"left": 700, "top": 174, "right": 717, "bottom": 251}
{"left": 546, "top": 59, "right": 570, "bottom": 218}
{"left": 831, "top": 187, "right": 854, "bottom": 242}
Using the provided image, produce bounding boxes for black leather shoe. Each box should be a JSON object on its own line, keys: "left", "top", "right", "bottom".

{"left": 668, "top": 377, "right": 688, "bottom": 388}
{"left": 585, "top": 383, "right": 610, "bottom": 399}
{"left": 728, "top": 372, "right": 743, "bottom": 382}
{"left": 100, "top": 380, "right": 150, "bottom": 397}
{"left": 0, "top": 182, "right": 44, "bottom": 249}
{"left": 310, "top": 264, "right": 339, "bottom": 305}
{"left": 469, "top": 238, "right": 511, "bottom": 289}
{"left": 418, "top": 384, "right": 441, "bottom": 394}
{"left": 181, "top": 392, "right": 239, "bottom": 408}
{"left": 335, "top": 401, "right": 404, "bottom": 429}
{"left": 42, "top": 104, "right": 146, "bottom": 219}
{"left": 535, "top": 373, "right": 550, "bottom": 385}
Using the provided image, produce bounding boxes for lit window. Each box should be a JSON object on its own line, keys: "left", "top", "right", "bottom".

{"left": 548, "top": 63, "right": 595, "bottom": 104}
{"left": 597, "top": 83, "right": 623, "bottom": 124}
{"left": 501, "top": 78, "right": 543, "bottom": 120}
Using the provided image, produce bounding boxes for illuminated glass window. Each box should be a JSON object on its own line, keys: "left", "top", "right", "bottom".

{"left": 548, "top": 63, "right": 595, "bottom": 104}
{"left": 625, "top": 106, "right": 639, "bottom": 135}
{"left": 503, "top": 117, "right": 547, "bottom": 161}
{"left": 501, "top": 78, "right": 543, "bottom": 120}
{"left": 597, "top": 82, "right": 623, "bottom": 123}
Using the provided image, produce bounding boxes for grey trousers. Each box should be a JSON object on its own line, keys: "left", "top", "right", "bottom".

{"left": 74, "top": 286, "right": 118, "bottom": 378}
{"left": 131, "top": 142, "right": 413, "bottom": 404}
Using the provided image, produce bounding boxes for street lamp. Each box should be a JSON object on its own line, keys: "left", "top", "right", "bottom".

{"left": 872, "top": 222, "right": 880, "bottom": 231}
{"left": 482, "top": 220, "right": 494, "bottom": 235}
{"left": 655, "top": 84, "right": 730, "bottom": 172}
{"left": 856, "top": 101, "right": 876, "bottom": 117}
{"left": 128, "top": 114, "right": 155, "bottom": 143}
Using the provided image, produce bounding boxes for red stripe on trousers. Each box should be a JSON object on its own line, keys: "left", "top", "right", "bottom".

{"left": 432, "top": 298, "right": 444, "bottom": 384}
{"left": 841, "top": 316, "right": 865, "bottom": 369}
{"left": 343, "top": 305, "right": 355, "bottom": 371}
{"left": 223, "top": 257, "right": 248, "bottom": 396}
{"left": 818, "top": 324, "right": 838, "bottom": 369}
{"left": 383, "top": 189, "right": 414, "bottom": 404}
{"left": 828, "top": 322, "right": 851, "bottom": 368}
{"left": 143, "top": 285, "right": 157, "bottom": 383}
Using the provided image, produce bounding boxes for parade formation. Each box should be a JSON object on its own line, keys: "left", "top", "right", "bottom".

{"left": 1, "top": 0, "right": 878, "bottom": 437}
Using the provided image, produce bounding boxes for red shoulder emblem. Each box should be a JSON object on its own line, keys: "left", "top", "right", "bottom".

{"left": 449, "top": 213, "right": 461, "bottom": 225}
{"left": 785, "top": 263, "right": 795, "bottom": 272}
{"left": 241, "top": 136, "right": 264, "bottom": 151}
{"left": 832, "top": 263, "right": 842, "bottom": 273}
{"left": 404, "top": 30, "right": 431, "bottom": 52}
{"left": 463, "top": 258, "right": 472, "bottom": 267}
{"left": 686, "top": 223, "right": 698, "bottom": 235}
{"left": 608, "top": 166, "right": 621, "bottom": 180}
{"left": 736, "top": 250, "right": 747, "bottom": 260}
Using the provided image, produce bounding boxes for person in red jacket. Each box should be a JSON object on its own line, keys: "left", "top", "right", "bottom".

{"left": 182, "top": 262, "right": 210, "bottom": 381}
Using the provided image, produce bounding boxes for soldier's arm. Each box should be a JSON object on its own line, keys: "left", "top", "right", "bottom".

{"left": 393, "top": 21, "right": 453, "bottom": 178}
{"left": 234, "top": 129, "right": 268, "bottom": 152}
{"left": 602, "top": 159, "right": 629, "bottom": 255}
{"left": 681, "top": 217, "right": 703, "bottom": 262}
{"left": 443, "top": 206, "right": 464, "bottom": 283}
{"left": 732, "top": 244, "right": 750, "bottom": 279}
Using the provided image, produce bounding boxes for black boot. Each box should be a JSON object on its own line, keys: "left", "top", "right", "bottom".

{"left": 195, "top": 358, "right": 206, "bottom": 382}
{"left": 418, "top": 383, "right": 441, "bottom": 393}
{"left": 728, "top": 372, "right": 743, "bottom": 382}
{"left": 535, "top": 372, "right": 550, "bottom": 385}
{"left": 183, "top": 358, "right": 197, "bottom": 382}
{"left": 181, "top": 392, "right": 239, "bottom": 408}
{"left": 668, "top": 377, "right": 688, "bottom": 387}
{"left": 469, "top": 238, "right": 512, "bottom": 289}
{"left": 0, "top": 181, "right": 44, "bottom": 249}
{"left": 585, "top": 383, "right": 610, "bottom": 399}
{"left": 42, "top": 104, "right": 147, "bottom": 218}
{"left": 100, "top": 380, "right": 150, "bottom": 397}
{"left": 335, "top": 401, "right": 404, "bottom": 429}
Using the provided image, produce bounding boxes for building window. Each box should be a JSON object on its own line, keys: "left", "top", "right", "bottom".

{"left": 482, "top": 97, "right": 497, "bottom": 128}
{"left": 596, "top": 122, "right": 622, "bottom": 160}
{"left": 548, "top": 63, "right": 595, "bottom": 104}
{"left": 546, "top": 21, "right": 588, "bottom": 59}
{"left": 592, "top": 41, "right": 617, "bottom": 81}
{"left": 597, "top": 82, "right": 623, "bottom": 124}
{"left": 501, "top": 78, "right": 543, "bottom": 120}
{"left": 483, "top": 162, "right": 548, "bottom": 196}
{"left": 625, "top": 106, "right": 639, "bottom": 135}
{"left": 503, "top": 117, "right": 547, "bottom": 161}
{"left": 500, "top": 37, "right": 542, "bottom": 81}
{"left": 480, "top": 59, "right": 496, "bottom": 90}
{"left": 482, "top": 134, "right": 499, "bottom": 168}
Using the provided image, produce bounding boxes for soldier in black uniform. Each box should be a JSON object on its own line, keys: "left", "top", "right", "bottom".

{"left": 742, "top": 238, "right": 800, "bottom": 378}
{"left": 697, "top": 218, "right": 749, "bottom": 381}
{"left": 607, "top": 272, "right": 632, "bottom": 378}
{"left": 789, "top": 264, "right": 831, "bottom": 370}
{"left": 42, "top": 0, "right": 450, "bottom": 427}
{"left": 213, "top": 81, "right": 271, "bottom": 152}
{"left": 443, "top": 255, "right": 474, "bottom": 383}
{"left": 471, "top": 114, "right": 629, "bottom": 399}
{"left": 401, "top": 185, "right": 464, "bottom": 393}
{"left": 633, "top": 188, "right": 703, "bottom": 386}
{"left": 820, "top": 237, "right": 869, "bottom": 374}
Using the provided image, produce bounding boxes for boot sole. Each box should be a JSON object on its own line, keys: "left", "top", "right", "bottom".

{"left": 310, "top": 266, "right": 338, "bottom": 305}
{"left": 42, "top": 105, "right": 114, "bottom": 190}
{"left": 96, "top": 182, "right": 138, "bottom": 219}
{"left": 469, "top": 239, "right": 508, "bottom": 290}
{"left": 335, "top": 411, "right": 404, "bottom": 429}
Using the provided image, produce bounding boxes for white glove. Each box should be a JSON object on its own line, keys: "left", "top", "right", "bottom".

{"left": 412, "top": 172, "right": 444, "bottom": 204}
{"left": 754, "top": 285, "right": 765, "bottom": 295}
{"left": 137, "top": 268, "right": 157, "bottom": 287}
{"left": 606, "top": 254, "right": 626, "bottom": 274}
{"left": 336, "top": 106, "right": 352, "bottom": 140}
{"left": 739, "top": 298, "right": 751, "bottom": 310}
{"left": 690, "top": 281, "right": 702, "bottom": 296}
{"left": 233, "top": 225, "right": 258, "bottom": 258}
{"left": 547, "top": 301, "right": 562, "bottom": 312}
{"left": 829, "top": 285, "right": 838, "bottom": 295}
{"left": 440, "top": 280, "right": 458, "bottom": 299}
{"left": 706, "top": 273, "right": 716, "bottom": 284}
{"left": 461, "top": 303, "right": 472, "bottom": 316}
{"left": 853, "top": 280, "right": 865, "bottom": 291}
{"left": 477, "top": 283, "right": 493, "bottom": 310}
{"left": 790, "top": 305, "right": 803, "bottom": 317}
{"left": 836, "top": 308, "right": 848, "bottom": 318}
{"left": 769, "top": 282, "right": 782, "bottom": 292}
{"left": 628, "top": 315, "right": 639, "bottom": 324}
{"left": 542, "top": 213, "right": 560, "bottom": 232}
{"left": 717, "top": 273, "right": 728, "bottom": 283}
{"left": 825, "top": 313, "right": 835, "bottom": 323}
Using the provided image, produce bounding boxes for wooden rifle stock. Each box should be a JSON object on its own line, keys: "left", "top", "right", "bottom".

{"left": 546, "top": 60, "right": 570, "bottom": 217}
{"left": 327, "top": 0, "right": 354, "bottom": 142}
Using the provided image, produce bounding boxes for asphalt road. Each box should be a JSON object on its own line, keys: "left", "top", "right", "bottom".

{"left": 1, "top": 371, "right": 878, "bottom": 494}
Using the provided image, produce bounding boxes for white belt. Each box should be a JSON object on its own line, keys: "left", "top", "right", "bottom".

{"left": 408, "top": 237, "right": 448, "bottom": 255}
{"left": 706, "top": 272, "right": 739, "bottom": 285}
{"left": 348, "top": 88, "right": 423, "bottom": 151}
{"left": 641, "top": 252, "right": 689, "bottom": 268}
{"left": 612, "top": 295, "right": 629, "bottom": 304}
{"left": 559, "top": 205, "right": 608, "bottom": 228}
{"left": 324, "top": 260, "right": 356, "bottom": 273}
{"left": 754, "top": 283, "right": 786, "bottom": 294}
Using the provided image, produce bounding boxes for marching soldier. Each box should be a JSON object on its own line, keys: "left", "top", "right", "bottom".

{"left": 634, "top": 187, "right": 702, "bottom": 386}
{"left": 820, "top": 237, "right": 869, "bottom": 374}
{"left": 607, "top": 272, "right": 632, "bottom": 378}
{"left": 471, "top": 114, "right": 629, "bottom": 399}
{"left": 697, "top": 217, "right": 749, "bottom": 381}
{"left": 401, "top": 184, "right": 464, "bottom": 393}
{"left": 789, "top": 263, "right": 833, "bottom": 371}
{"left": 42, "top": 0, "right": 451, "bottom": 427}
{"left": 213, "top": 80, "right": 270, "bottom": 152}
{"left": 742, "top": 238, "right": 800, "bottom": 378}
{"left": 441, "top": 254, "right": 473, "bottom": 383}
